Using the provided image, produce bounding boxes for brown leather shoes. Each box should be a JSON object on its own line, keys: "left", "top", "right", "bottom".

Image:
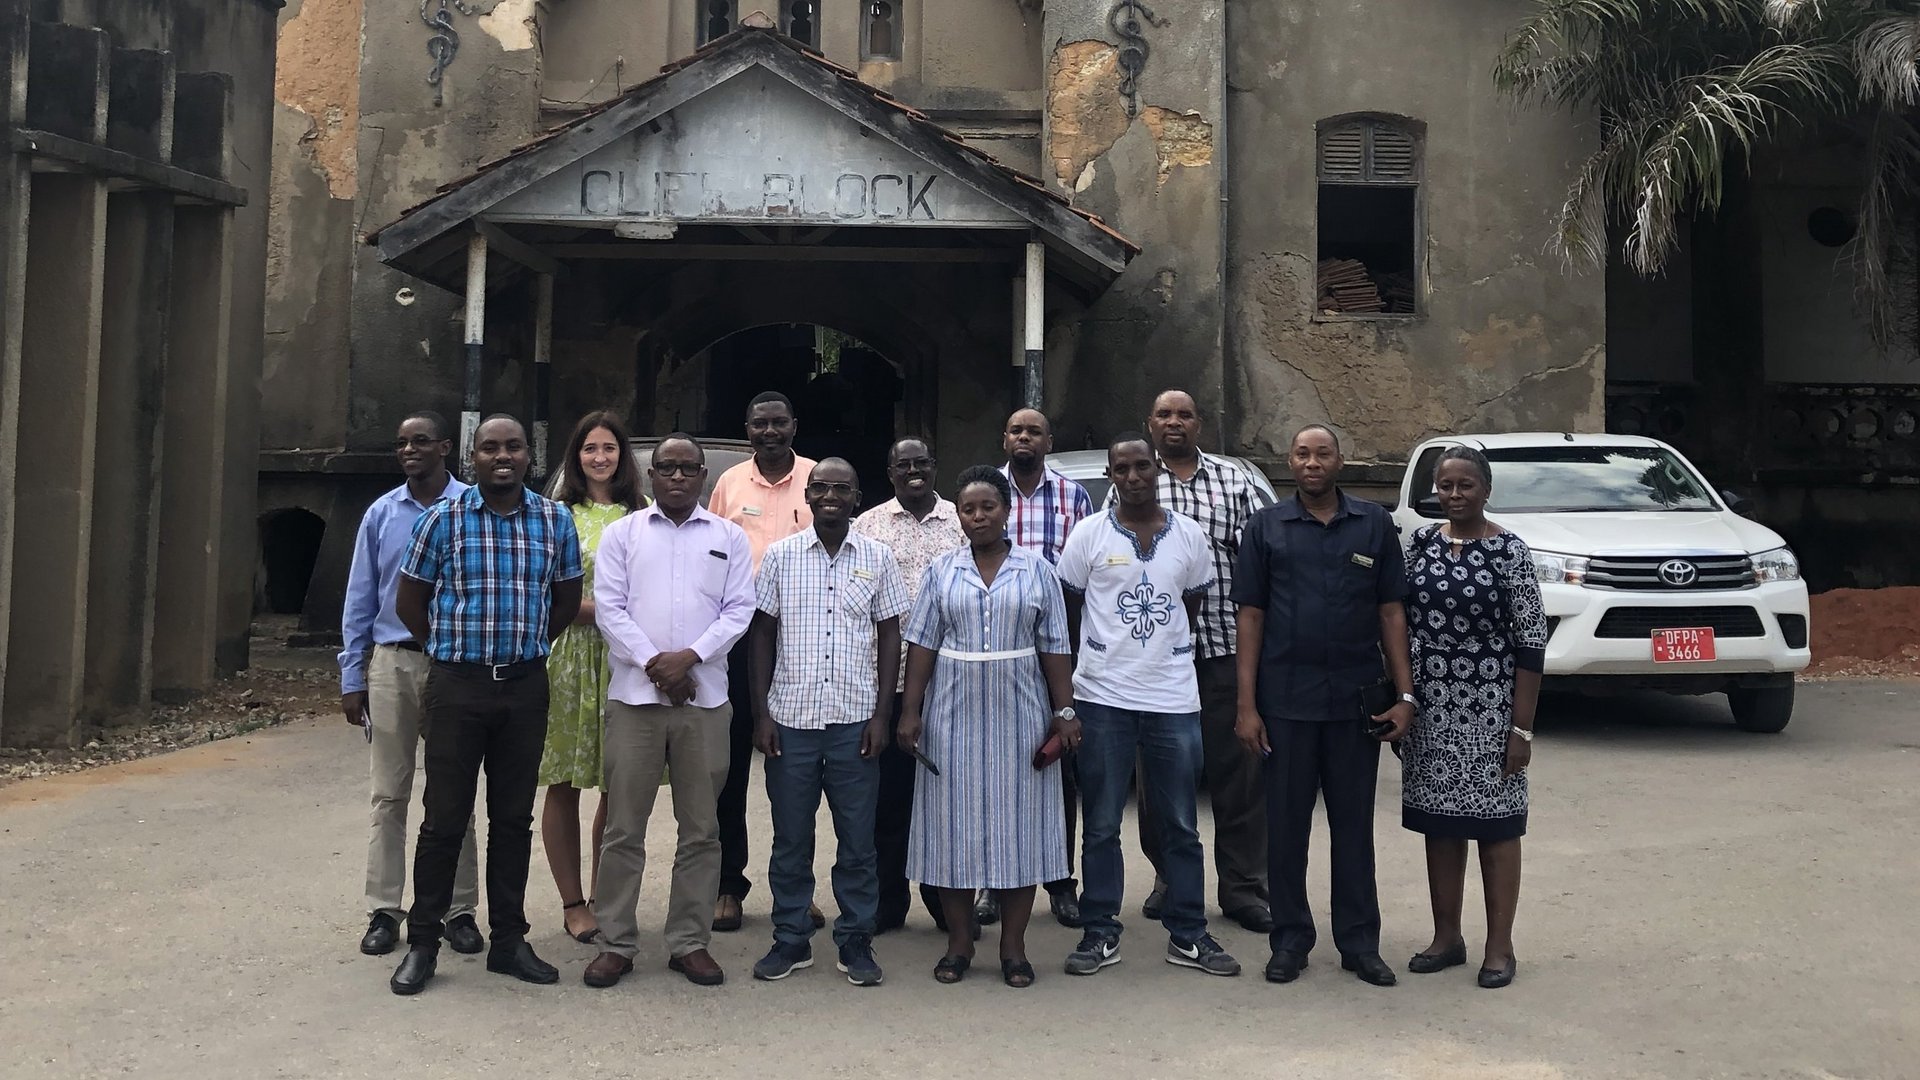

{"left": 583, "top": 951, "right": 634, "bottom": 988}
{"left": 712, "top": 895, "right": 743, "bottom": 932}
{"left": 669, "top": 948, "right": 726, "bottom": 986}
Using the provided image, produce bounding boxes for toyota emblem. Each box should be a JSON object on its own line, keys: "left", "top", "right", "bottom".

{"left": 1658, "top": 559, "right": 1698, "bottom": 587}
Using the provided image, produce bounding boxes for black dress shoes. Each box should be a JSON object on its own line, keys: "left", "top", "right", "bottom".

{"left": 360, "top": 913, "right": 400, "bottom": 956}
{"left": 1408, "top": 940, "right": 1468, "bottom": 974}
{"left": 1141, "top": 887, "right": 1166, "bottom": 921}
{"left": 1049, "top": 891, "right": 1083, "bottom": 928}
{"left": 974, "top": 891, "right": 1000, "bottom": 926}
{"left": 444, "top": 914, "right": 485, "bottom": 955}
{"left": 1342, "top": 952, "right": 1398, "bottom": 987}
{"left": 1226, "top": 905, "right": 1275, "bottom": 934}
{"left": 389, "top": 946, "right": 436, "bottom": 995}
{"left": 874, "top": 908, "right": 908, "bottom": 935}
{"left": 1264, "top": 950, "right": 1308, "bottom": 983}
{"left": 486, "top": 940, "right": 560, "bottom": 985}
{"left": 1478, "top": 956, "right": 1517, "bottom": 989}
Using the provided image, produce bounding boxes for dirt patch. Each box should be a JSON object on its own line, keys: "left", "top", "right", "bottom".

{"left": 1805, "top": 587, "right": 1920, "bottom": 678}
{"left": 0, "top": 646, "right": 338, "bottom": 786}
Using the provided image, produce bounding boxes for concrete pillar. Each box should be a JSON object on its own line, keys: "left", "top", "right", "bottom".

{"left": 85, "top": 190, "right": 174, "bottom": 719}
{"left": 4, "top": 174, "right": 109, "bottom": 747}
{"left": 151, "top": 205, "right": 233, "bottom": 699}
{"left": 0, "top": 2, "right": 32, "bottom": 740}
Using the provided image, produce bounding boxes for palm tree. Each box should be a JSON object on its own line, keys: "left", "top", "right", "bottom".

{"left": 1494, "top": 0, "right": 1920, "bottom": 342}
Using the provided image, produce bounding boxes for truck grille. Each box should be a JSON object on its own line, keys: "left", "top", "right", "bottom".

{"left": 1593, "top": 606, "right": 1767, "bottom": 639}
{"left": 1585, "top": 555, "right": 1754, "bottom": 590}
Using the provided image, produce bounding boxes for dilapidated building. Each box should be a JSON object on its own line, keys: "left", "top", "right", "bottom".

{"left": 0, "top": 0, "right": 278, "bottom": 747}
{"left": 260, "top": 0, "right": 1916, "bottom": 634}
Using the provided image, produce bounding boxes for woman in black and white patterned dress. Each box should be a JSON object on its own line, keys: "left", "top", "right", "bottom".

{"left": 1400, "top": 445, "right": 1546, "bottom": 989}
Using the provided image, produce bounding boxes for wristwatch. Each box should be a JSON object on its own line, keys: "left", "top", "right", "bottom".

{"left": 1509, "top": 726, "right": 1534, "bottom": 742}
{"left": 1053, "top": 707, "right": 1077, "bottom": 723}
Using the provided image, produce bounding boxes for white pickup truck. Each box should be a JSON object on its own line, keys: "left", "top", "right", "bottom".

{"left": 1391, "top": 434, "right": 1811, "bottom": 732}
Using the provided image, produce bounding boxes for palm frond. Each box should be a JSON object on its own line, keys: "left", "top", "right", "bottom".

{"left": 1854, "top": 11, "right": 1920, "bottom": 107}
{"left": 1763, "top": 0, "right": 1823, "bottom": 29}
{"left": 1850, "top": 107, "right": 1920, "bottom": 344}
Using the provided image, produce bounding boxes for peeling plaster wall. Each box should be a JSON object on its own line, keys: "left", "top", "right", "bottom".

{"left": 264, "top": 0, "right": 359, "bottom": 449}
{"left": 1041, "top": 2, "right": 1226, "bottom": 450}
{"left": 1225, "top": 0, "right": 1605, "bottom": 466}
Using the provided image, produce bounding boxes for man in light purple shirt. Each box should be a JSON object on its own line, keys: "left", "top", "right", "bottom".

{"left": 584, "top": 434, "right": 755, "bottom": 989}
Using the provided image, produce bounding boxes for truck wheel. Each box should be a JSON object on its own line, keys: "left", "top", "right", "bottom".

{"left": 1728, "top": 682, "right": 1794, "bottom": 733}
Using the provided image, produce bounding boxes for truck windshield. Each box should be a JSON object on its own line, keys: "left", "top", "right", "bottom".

{"left": 1481, "top": 446, "right": 1717, "bottom": 513}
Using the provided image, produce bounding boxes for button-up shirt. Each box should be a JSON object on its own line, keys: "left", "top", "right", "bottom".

{"left": 594, "top": 504, "right": 756, "bottom": 709}
{"left": 1230, "top": 491, "right": 1408, "bottom": 723}
{"left": 401, "top": 485, "right": 584, "bottom": 666}
{"left": 756, "top": 528, "right": 910, "bottom": 729}
{"left": 338, "top": 474, "right": 470, "bottom": 693}
{"left": 708, "top": 454, "right": 817, "bottom": 572}
{"left": 852, "top": 496, "right": 960, "bottom": 690}
{"left": 1104, "top": 453, "right": 1257, "bottom": 659}
{"left": 1001, "top": 462, "right": 1092, "bottom": 566}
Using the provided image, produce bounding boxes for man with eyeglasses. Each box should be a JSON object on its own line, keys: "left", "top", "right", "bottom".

{"left": 748, "top": 458, "right": 908, "bottom": 985}
{"left": 706, "top": 391, "right": 820, "bottom": 934}
{"left": 851, "top": 437, "right": 956, "bottom": 933}
{"left": 338, "top": 411, "right": 484, "bottom": 959}
{"left": 585, "top": 435, "right": 755, "bottom": 988}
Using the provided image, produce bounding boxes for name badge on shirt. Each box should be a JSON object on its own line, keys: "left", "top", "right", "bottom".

{"left": 741, "top": 505, "right": 762, "bottom": 517}
{"left": 852, "top": 568, "right": 875, "bottom": 580}
{"left": 1105, "top": 554, "right": 1131, "bottom": 566}
{"left": 1351, "top": 553, "right": 1376, "bottom": 568}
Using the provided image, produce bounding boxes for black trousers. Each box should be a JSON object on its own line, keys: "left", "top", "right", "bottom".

{"left": 716, "top": 635, "right": 756, "bottom": 901}
{"left": 1264, "top": 715, "right": 1382, "bottom": 959}
{"left": 409, "top": 662, "right": 550, "bottom": 948}
{"left": 874, "top": 696, "right": 940, "bottom": 918}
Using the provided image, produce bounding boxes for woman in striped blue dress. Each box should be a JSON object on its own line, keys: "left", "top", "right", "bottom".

{"left": 897, "top": 465, "right": 1081, "bottom": 988}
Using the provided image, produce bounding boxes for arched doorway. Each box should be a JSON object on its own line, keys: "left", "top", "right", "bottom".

{"left": 257, "top": 508, "right": 325, "bottom": 616}
{"left": 650, "top": 322, "right": 906, "bottom": 509}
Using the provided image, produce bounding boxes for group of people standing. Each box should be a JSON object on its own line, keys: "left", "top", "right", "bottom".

{"left": 339, "top": 386, "right": 1547, "bottom": 997}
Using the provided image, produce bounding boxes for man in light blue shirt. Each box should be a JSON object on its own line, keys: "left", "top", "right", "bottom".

{"left": 338, "top": 411, "right": 482, "bottom": 958}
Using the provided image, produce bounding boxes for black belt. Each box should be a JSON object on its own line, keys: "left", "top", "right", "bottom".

{"left": 384, "top": 640, "right": 424, "bottom": 653}
{"left": 433, "top": 658, "right": 545, "bottom": 682}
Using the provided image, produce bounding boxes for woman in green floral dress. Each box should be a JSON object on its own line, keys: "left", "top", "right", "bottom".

{"left": 540, "top": 410, "right": 644, "bottom": 943}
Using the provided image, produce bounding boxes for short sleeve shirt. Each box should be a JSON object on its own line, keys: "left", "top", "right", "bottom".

{"left": 756, "top": 528, "right": 911, "bottom": 728}
{"left": 1001, "top": 463, "right": 1092, "bottom": 566}
{"left": 852, "top": 497, "right": 961, "bottom": 690}
{"left": 1230, "top": 492, "right": 1408, "bottom": 722}
{"left": 1102, "top": 453, "right": 1258, "bottom": 659}
{"left": 708, "top": 454, "right": 817, "bottom": 572}
{"left": 400, "top": 486, "right": 585, "bottom": 665}
{"left": 1055, "top": 510, "right": 1213, "bottom": 714}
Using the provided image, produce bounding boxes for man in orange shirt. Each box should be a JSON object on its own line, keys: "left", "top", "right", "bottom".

{"left": 708, "top": 391, "right": 817, "bottom": 933}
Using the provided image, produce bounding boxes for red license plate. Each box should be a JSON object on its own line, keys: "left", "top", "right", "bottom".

{"left": 1651, "top": 627, "right": 1717, "bottom": 663}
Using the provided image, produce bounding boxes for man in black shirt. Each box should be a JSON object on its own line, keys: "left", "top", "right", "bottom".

{"left": 1230, "top": 425, "right": 1415, "bottom": 988}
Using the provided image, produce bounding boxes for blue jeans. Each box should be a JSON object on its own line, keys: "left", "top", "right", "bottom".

{"left": 1076, "top": 700, "right": 1207, "bottom": 943}
{"left": 764, "top": 722, "right": 880, "bottom": 948}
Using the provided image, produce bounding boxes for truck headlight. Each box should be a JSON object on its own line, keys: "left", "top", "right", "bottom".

{"left": 1532, "top": 550, "right": 1590, "bottom": 585}
{"left": 1751, "top": 546, "right": 1800, "bottom": 583}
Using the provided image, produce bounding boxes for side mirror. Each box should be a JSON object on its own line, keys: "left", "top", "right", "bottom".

{"left": 1721, "top": 489, "right": 1756, "bottom": 518}
{"left": 1413, "top": 493, "right": 1445, "bottom": 519}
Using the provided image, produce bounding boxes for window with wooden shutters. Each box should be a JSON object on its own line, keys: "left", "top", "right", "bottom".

{"left": 697, "top": 0, "right": 739, "bottom": 46}
{"left": 1316, "top": 116, "right": 1423, "bottom": 316}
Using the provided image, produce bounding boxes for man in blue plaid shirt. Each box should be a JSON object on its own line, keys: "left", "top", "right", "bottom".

{"left": 386, "top": 414, "right": 584, "bottom": 996}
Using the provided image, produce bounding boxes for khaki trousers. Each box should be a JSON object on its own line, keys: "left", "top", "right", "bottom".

{"left": 597, "top": 699, "right": 731, "bottom": 960}
{"left": 366, "top": 644, "right": 478, "bottom": 920}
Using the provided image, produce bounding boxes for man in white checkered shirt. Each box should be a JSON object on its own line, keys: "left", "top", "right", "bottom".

{"left": 1108, "top": 389, "right": 1271, "bottom": 933}
{"left": 748, "top": 457, "right": 910, "bottom": 987}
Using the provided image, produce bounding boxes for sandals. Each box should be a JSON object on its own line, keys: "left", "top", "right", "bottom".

{"left": 562, "top": 898, "right": 600, "bottom": 944}
{"left": 1001, "top": 958, "right": 1036, "bottom": 989}
{"left": 933, "top": 955, "right": 971, "bottom": 984}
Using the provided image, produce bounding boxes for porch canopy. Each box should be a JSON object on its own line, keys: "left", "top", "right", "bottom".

{"left": 368, "top": 27, "right": 1135, "bottom": 296}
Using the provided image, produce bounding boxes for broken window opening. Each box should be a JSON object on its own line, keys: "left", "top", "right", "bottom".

{"left": 1315, "top": 116, "right": 1422, "bottom": 316}
{"left": 698, "top": 0, "right": 739, "bottom": 46}
{"left": 862, "top": 1, "right": 900, "bottom": 61}
{"left": 782, "top": 1, "right": 821, "bottom": 48}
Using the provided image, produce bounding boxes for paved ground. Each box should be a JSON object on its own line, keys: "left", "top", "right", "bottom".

{"left": 2, "top": 678, "right": 1915, "bottom": 1080}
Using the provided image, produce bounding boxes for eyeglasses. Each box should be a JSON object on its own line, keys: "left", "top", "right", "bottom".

{"left": 805, "top": 481, "right": 857, "bottom": 498}
{"left": 652, "top": 462, "right": 704, "bottom": 478}
{"left": 392, "top": 435, "right": 444, "bottom": 451}
{"left": 889, "top": 458, "right": 935, "bottom": 473}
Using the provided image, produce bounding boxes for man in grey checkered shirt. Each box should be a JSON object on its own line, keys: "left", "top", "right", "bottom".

{"left": 1111, "top": 389, "right": 1272, "bottom": 933}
